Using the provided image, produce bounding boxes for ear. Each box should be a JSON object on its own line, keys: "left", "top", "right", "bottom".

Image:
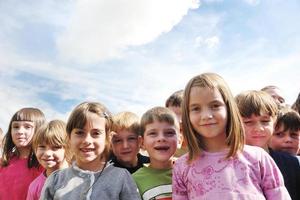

{"left": 137, "top": 135, "right": 142, "bottom": 148}
{"left": 140, "top": 136, "right": 146, "bottom": 150}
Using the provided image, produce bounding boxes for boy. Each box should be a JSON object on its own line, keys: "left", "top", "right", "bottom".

{"left": 261, "top": 85, "right": 286, "bottom": 108}
{"left": 165, "top": 90, "right": 186, "bottom": 157}
{"left": 110, "top": 111, "right": 149, "bottom": 174}
{"left": 269, "top": 109, "right": 300, "bottom": 160}
{"left": 236, "top": 90, "right": 300, "bottom": 200}
{"left": 133, "top": 107, "right": 179, "bottom": 200}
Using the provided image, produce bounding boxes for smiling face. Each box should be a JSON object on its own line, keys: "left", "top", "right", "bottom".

{"left": 70, "top": 112, "right": 107, "bottom": 171}
{"left": 111, "top": 129, "right": 141, "bottom": 167}
{"left": 242, "top": 114, "right": 275, "bottom": 150}
{"left": 188, "top": 86, "right": 228, "bottom": 152}
{"left": 11, "top": 121, "right": 35, "bottom": 156}
{"left": 142, "top": 120, "right": 178, "bottom": 169}
{"left": 269, "top": 124, "right": 300, "bottom": 155}
{"left": 36, "top": 143, "right": 67, "bottom": 175}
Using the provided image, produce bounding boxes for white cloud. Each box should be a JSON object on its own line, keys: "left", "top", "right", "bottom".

{"left": 56, "top": 0, "right": 200, "bottom": 63}
{"left": 243, "top": 0, "right": 260, "bottom": 6}
{"left": 195, "top": 35, "right": 219, "bottom": 49}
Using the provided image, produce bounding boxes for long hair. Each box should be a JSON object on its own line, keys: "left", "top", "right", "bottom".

{"left": 182, "top": 73, "right": 244, "bottom": 162}
{"left": 1, "top": 108, "right": 45, "bottom": 168}
{"left": 66, "top": 102, "right": 112, "bottom": 162}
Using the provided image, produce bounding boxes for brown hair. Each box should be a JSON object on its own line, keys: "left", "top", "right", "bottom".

{"left": 111, "top": 111, "right": 140, "bottom": 136}
{"left": 1, "top": 108, "right": 45, "bottom": 167}
{"left": 66, "top": 102, "right": 112, "bottom": 161}
{"left": 165, "top": 90, "right": 184, "bottom": 107}
{"left": 235, "top": 90, "right": 278, "bottom": 118}
{"left": 140, "top": 106, "right": 179, "bottom": 136}
{"left": 33, "top": 120, "right": 73, "bottom": 164}
{"left": 182, "top": 73, "right": 244, "bottom": 162}
{"left": 275, "top": 108, "right": 300, "bottom": 133}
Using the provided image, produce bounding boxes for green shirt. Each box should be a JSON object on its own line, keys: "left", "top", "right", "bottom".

{"left": 133, "top": 166, "right": 172, "bottom": 200}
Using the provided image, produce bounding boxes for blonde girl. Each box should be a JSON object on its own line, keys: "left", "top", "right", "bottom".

{"left": 27, "top": 120, "right": 71, "bottom": 200}
{"left": 41, "top": 102, "right": 141, "bottom": 200}
{"left": 172, "top": 73, "right": 290, "bottom": 200}
{"left": 0, "top": 108, "right": 45, "bottom": 200}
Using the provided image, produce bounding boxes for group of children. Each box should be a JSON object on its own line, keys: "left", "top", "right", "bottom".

{"left": 0, "top": 72, "right": 299, "bottom": 200}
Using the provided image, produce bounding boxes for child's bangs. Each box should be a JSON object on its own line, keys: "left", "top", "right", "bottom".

{"left": 14, "top": 109, "right": 37, "bottom": 122}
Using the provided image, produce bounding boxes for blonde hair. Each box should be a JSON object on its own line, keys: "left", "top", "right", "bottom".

{"left": 235, "top": 90, "right": 278, "bottom": 118}
{"left": 1, "top": 108, "right": 45, "bottom": 167}
{"left": 140, "top": 106, "right": 179, "bottom": 136}
{"left": 33, "top": 120, "right": 73, "bottom": 163}
{"left": 66, "top": 102, "right": 112, "bottom": 161}
{"left": 112, "top": 111, "right": 140, "bottom": 135}
{"left": 182, "top": 73, "right": 244, "bottom": 162}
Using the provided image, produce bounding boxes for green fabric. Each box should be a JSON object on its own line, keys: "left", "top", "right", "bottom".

{"left": 133, "top": 166, "right": 172, "bottom": 200}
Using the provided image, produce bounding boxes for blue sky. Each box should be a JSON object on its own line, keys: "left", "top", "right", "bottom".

{"left": 0, "top": 0, "right": 299, "bottom": 132}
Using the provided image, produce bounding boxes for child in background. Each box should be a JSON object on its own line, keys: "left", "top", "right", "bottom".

{"left": 165, "top": 90, "right": 187, "bottom": 157}
{"left": 26, "top": 120, "right": 71, "bottom": 200}
{"left": 172, "top": 73, "right": 290, "bottom": 200}
{"left": 40, "top": 102, "right": 140, "bottom": 200}
{"left": 236, "top": 90, "right": 300, "bottom": 200}
{"left": 261, "top": 85, "right": 286, "bottom": 108}
{"left": 291, "top": 92, "right": 300, "bottom": 114}
{"left": 110, "top": 111, "right": 149, "bottom": 174}
{"left": 269, "top": 109, "right": 300, "bottom": 159}
{"left": 133, "top": 107, "right": 179, "bottom": 200}
{"left": 0, "top": 108, "right": 45, "bottom": 200}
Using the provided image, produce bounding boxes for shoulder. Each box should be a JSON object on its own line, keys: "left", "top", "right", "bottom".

{"left": 269, "top": 148, "right": 300, "bottom": 168}
{"left": 137, "top": 153, "right": 150, "bottom": 163}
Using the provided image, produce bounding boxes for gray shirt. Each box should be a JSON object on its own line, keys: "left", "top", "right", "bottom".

{"left": 40, "top": 162, "right": 141, "bottom": 200}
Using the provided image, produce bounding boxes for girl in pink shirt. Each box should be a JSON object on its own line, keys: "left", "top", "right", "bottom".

{"left": 26, "top": 120, "right": 71, "bottom": 200}
{"left": 0, "top": 108, "right": 45, "bottom": 200}
{"left": 172, "top": 73, "right": 291, "bottom": 200}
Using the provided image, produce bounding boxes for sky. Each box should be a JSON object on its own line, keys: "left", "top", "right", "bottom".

{"left": 0, "top": 0, "right": 299, "bottom": 132}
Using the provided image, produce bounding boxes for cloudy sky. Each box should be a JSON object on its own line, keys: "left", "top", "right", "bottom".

{"left": 0, "top": 0, "right": 299, "bottom": 132}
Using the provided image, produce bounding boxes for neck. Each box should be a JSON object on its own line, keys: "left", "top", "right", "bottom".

{"left": 46, "top": 160, "right": 69, "bottom": 177}
{"left": 149, "top": 159, "right": 173, "bottom": 170}
{"left": 17, "top": 147, "right": 31, "bottom": 158}
{"left": 118, "top": 157, "right": 138, "bottom": 168}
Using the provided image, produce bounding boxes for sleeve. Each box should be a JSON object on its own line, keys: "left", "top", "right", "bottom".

{"left": 120, "top": 170, "right": 141, "bottom": 200}
{"left": 26, "top": 182, "right": 35, "bottom": 200}
{"left": 172, "top": 160, "right": 188, "bottom": 200}
{"left": 259, "top": 150, "right": 291, "bottom": 200}
{"left": 39, "top": 173, "right": 56, "bottom": 200}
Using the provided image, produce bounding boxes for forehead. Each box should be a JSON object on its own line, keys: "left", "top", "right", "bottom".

{"left": 189, "top": 87, "right": 223, "bottom": 103}
{"left": 145, "top": 120, "right": 178, "bottom": 131}
{"left": 112, "top": 129, "right": 137, "bottom": 138}
{"left": 12, "top": 121, "right": 35, "bottom": 126}
{"left": 82, "top": 112, "right": 106, "bottom": 129}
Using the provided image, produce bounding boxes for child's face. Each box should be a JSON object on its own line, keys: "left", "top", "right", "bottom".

{"left": 11, "top": 121, "right": 35, "bottom": 149}
{"left": 242, "top": 114, "right": 275, "bottom": 150}
{"left": 111, "top": 130, "right": 141, "bottom": 167}
{"left": 167, "top": 106, "right": 182, "bottom": 123}
{"left": 36, "top": 143, "right": 67, "bottom": 172}
{"left": 70, "top": 112, "right": 106, "bottom": 171}
{"left": 269, "top": 125, "right": 300, "bottom": 155}
{"left": 189, "top": 87, "right": 228, "bottom": 151}
{"left": 142, "top": 120, "right": 178, "bottom": 169}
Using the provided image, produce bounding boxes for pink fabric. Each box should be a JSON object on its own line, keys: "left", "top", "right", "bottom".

{"left": 172, "top": 145, "right": 291, "bottom": 200}
{"left": 26, "top": 172, "right": 47, "bottom": 200}
{"left": 0, "top": 157, "right": 43, "bottom": 200}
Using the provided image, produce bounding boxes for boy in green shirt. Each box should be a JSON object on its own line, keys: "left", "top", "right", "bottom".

{"left": 133, "top": 107, "right": 180, "bottom": 200}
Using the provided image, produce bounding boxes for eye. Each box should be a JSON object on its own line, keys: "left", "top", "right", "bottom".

{"left": 274, "top": 132, "right": 284, "bottom": 137}
{"left": 243, "top": 120, "right": 253, "bottom": 125}
{"left": 38, "top": 145, "right": 46, "bottom": 149}
{"left": 211, "top": 103, "right": 222, "bottom": 110}
{"left": 92, "top": 130, "right": 105, "bottom": 137}
{"left": 147, "top": 132, "right": 157, "bottom": 137}
{"left": 189, "top": 105, "right": 200, "bottom": 112}
{"left": 12, "top": 124, "right": 20, "bottom": 129}
{"left": 165, "top": 130, "right": 176, "bottom": 137}
{"left": 128, "top": 136, "right": 137, "bottom": 142}
{"left": 24, "top": 125, "right": 33, "bottom": 129}
{"left": 73, "top": 129, "right": 85, "bottom": 136}
{"left": 112, "top": 138, "right": 122, "bottom": 144}
{"left": 290, "top": 132, "right": 300, "bottom": 139}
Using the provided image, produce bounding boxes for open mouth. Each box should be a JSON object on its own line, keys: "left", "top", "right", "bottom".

{"left": 154, "top": 146, "right": 170, "bottom": 151}
{"left": 81, "top": 148, "right": 94, "bottom": 152}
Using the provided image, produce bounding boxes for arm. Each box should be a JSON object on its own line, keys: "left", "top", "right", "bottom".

{"left": 39, "top": 173, "right": 55, "bottom": 200}
{"left": 120, "top": 170, "right": 141, "bottom": 200}
{"left": 172, "top": 161, "right": 188, "bottom": 200}
{"left": 260, "top": 151, "right": 291, "bottom": 200}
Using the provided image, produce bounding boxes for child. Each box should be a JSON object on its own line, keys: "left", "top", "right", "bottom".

{"left": 236, "top": 90, "right": 300, "bottom": 200}
{"left": 291, "top": 92, "right": 300, "bottom": 114}
{"left": 133, "top": 106, "right": 179, "bottom": 200}
{"left": 165, "top": 90, "right": 187, "bottom": 157}
{"left": 40, "top": 102, "right": 141, "bottom": 200}
{"left": 0, "top": 108, "right": 46, "bottom": 200}
{"left": 172, "top": 73, "right": 290, "bottom": 199}
{"left": 269, "top": 109, "right": 300, "bottom": 158}
{"left": 110, "top": 111, "right": 149, "bottom": 174}
{"left": 261, "top": 85, "right": 286, "bottom": 108}
{"left": 26, "top": 120, "right": 71, "bottom": 200}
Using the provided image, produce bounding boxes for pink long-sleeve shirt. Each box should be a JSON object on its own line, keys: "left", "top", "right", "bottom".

{"left": 172, "top": 145, "right": 291, "bottom": 200}
{"left": 0, "top": 157, "right": 43, "bottom": 200}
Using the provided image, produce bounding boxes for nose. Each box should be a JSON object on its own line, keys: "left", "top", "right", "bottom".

{"left": 157, "top": 132, "right": 166, "bottom": 142}
{"left": 44, "top": 148, "right": 52, "bottom": 156}
{"left": 122, "top": 140, "right": 129, "bottom": 148}
{"left": 253, "top": 122, "right": 264, "bottom": 133}
{"left": 284, "top": 135, "right": 293, "bottom": 143}
{"left": 201, "top": 109, "right": 213, "bottom": 120}
{"left": 83, "top": 133, "right": 93, "bottom": 144}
